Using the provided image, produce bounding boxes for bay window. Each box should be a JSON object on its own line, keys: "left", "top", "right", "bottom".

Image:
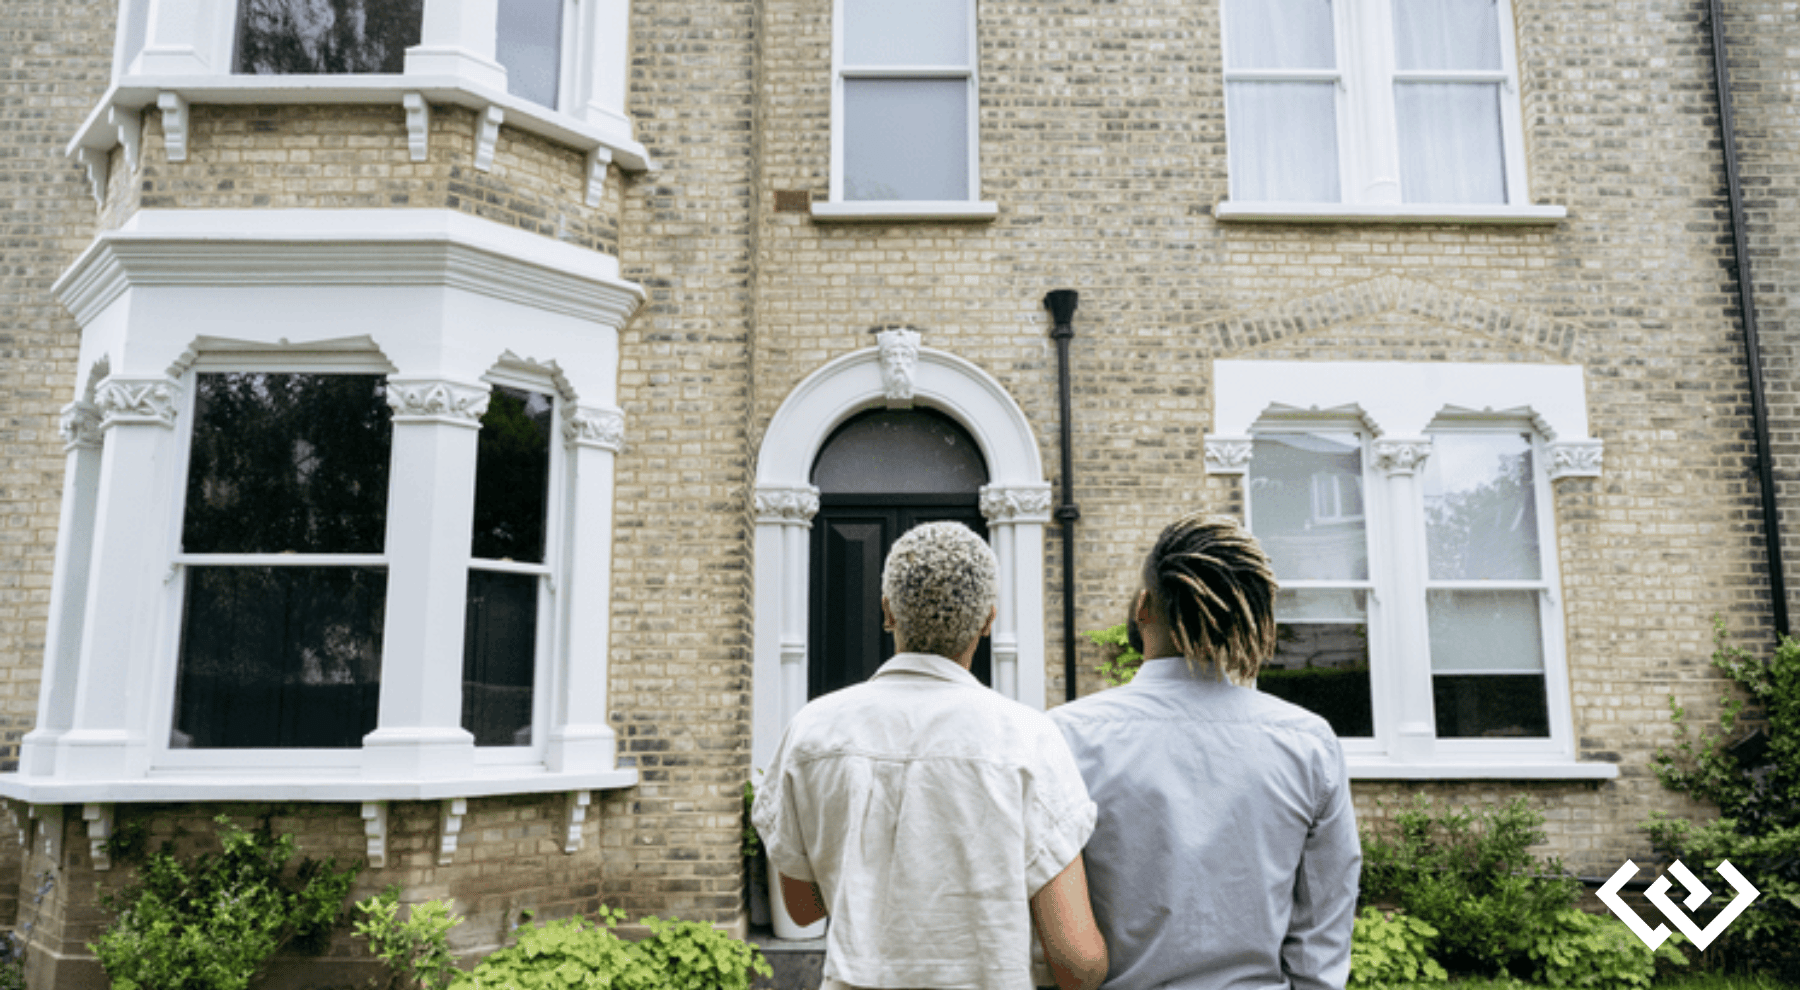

{"left": 234, "top": 0, "right": 425, "bottom": 75}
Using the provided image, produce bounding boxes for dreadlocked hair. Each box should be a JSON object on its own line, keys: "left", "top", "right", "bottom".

{"left": 1141, "top": 512, "right": 1279, "bottom": 683}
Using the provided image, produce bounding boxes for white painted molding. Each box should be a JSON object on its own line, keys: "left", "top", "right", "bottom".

{"left": 564, "top": 404, "right": 625, "bottom": 452}
{"left": 94, "top": 375, "right": 180, "bottom": 429}
{"left": 403, "top": 92, "right": 430, "bottom": 162}
{"left": 585, "top": 146, "right": 611, "bottom": 208}
{"left": 752, "top": 484, "right": 820, "bottom": 525}
{"left": 1373, "top": 438, "right": 1433, "bottom": 477}
{"left": 1202, "top": 435, "right": 1254, "bottom": 476}
{"left": 876, "top": 328, "right": 921, "bottom": 408}
{"left": 1548, "top": 439, "right": 1604, "bottom": 479}
{"left": 362, "top": 801, "right": 388, "bottom": 868}
{"left": 59, "top": 402, "right": 104, "bottom": 450}
{"left": 563, "top": 790, "right": 591, "bottom": 853}
{"left": 156, "top": 92, "right": 189, "bottom": 162}
{"left": 109, "top": 104, "right": 140, "bottom": 173}
{"left": 0, "top": 768, "right": 638, "bottom": 804}
{"left": 77, "top": 147, "right": 108, "bottom": 207}
{"left": 387, "top": 377, "right": 491, "bottom": 426}
{"left": 1214, "top": 201, "right": 1567, "bottom": 225}
{"left": 810, "top": 200, "right": 999, "bottom": 222}
{"left": 83, "top": 803, "right": 113, "bottom": 871}
{"left": 475, "top": 105, "right": 503, "bottom": 171}
{"left": 438, "top": 797, "right": 467, "bottom": 865}
{"left": 979, "top": 483, "right": 1053, "bottom": 524}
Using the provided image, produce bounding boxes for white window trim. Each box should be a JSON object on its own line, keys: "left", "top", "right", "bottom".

{"left": 820, "top": 0, "right": 997, "bottom": 222}
{"left": 1209, "top": 359, "right": 1614, "bottom": 780}
{"left": 1217, "top": 0, "right": 1563, "bottom": 224}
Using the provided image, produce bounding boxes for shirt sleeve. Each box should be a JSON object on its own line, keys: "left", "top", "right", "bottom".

{"left": 1280, "top": 738, "right": 1362, "bottom": 990}
{"left": 1022, "top": 716, "right": 1098, "bottom": 897}
{"left": 750, "top": 728, "right": 816, "bottom": 884}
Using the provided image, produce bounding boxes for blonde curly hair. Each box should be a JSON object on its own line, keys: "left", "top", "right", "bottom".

{"left": 881, "top": 522, "right": 998, "bottom": 659}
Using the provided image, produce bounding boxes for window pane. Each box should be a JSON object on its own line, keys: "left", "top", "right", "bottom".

{"left": 1262, "top": 589, "right": 1372, "bottom": 736}
{"left": 1396, "top": 83, "right": 1507, "bottom": 204}
{"left": 172, "top": 566, "right": 384, "bottom": 748}
{"left": 844, "top": 0, "right": 969, "bottom": 66}
{"left": 1434, "top": 674, "right": 1549, "bottom": 737}
{"left": 1393, "top": 0, "right": 1502, "bottom": 71}
{"left": 1224, "top": 0, "right": 1335, "bottom": 69}
{"left": 812, "top": 408, "right": 989, "bottom": 494}
{"left": 235, "top": 0, "right": 424, "bottom": 75}
{"left": 1423, "top": 432, "right": 1539, "bottom": 579}
{"left": 1227, "top": 82, "right": 1341, "bottom": 202}
{"left": 183, "top": 373, "right": 392, "bottom": 555}
{"left": 472, "top": 386, "right": 554, "bottom": 563}
{"left": 1427, "top": 589, "right": 1543, "bottom": 672}
{"left": 843, "top": 79, "right": 969, "bottom": 201}
{"left": 1249, "top": 432, "right": 1367, "bottom": 580}
{"left": 497, "top": 0, "right": 562, "bottom": 109}
{"left": 463, "top": 570, "right": 537, "bottom": 746}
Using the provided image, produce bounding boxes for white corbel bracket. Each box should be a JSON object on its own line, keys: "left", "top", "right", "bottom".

{"left": 1547, "top": 439, "right": 1604, "bottom": 480}
{"left": 585, "top": 146, "right": 612, "bottom": 208}
{"left": 563, "top": 791, "right": 592, "bottom": 853}
{"left": 76, "top": 147, "right": 108, "bottom": 206}
{"left": 361, "top": 801, "right": 389, "bottom": 869}
{"left": 4, "top": 800, "right": 25, "bottom": 849}
{"left": 109, "top": 104, "right": 141, "bottom": 174}
{"left": 403, "top": 93, "right": 430, "bottom": 162}
{"left": 30, "top": 804, "right": 63, "bottom": 863}
{"left": 157, "top": 92, "right": 189, "bottom": 162}
{"left": 83, "top": 803, "right": 114, "bottom": 871}
{"left": 439, "top": 797, "right": 467, "bottom": 865}
{"left": 475, "top": 105, "right": 504, "bottom": 172}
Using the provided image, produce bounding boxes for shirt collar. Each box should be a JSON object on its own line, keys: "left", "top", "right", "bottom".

{"left": 871, "top": 652, "right": 984, "bottom": 687}
{"left": 1131, "top": 656, "right": 1232, "bottom": 685}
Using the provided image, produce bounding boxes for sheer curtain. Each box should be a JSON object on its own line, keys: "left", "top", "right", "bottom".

{"left": 1393, "top": 0, "right": 1508, "bottom": 203}
{"left": 1223, "top": 0, "right": 1340, "bottom": 202}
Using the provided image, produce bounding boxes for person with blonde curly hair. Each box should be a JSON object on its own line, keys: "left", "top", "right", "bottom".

{"left": 754, "top": 521, "right": 1108, "bottom": 990}
{"left": 1051, "top": 512, "right": 1361, "bottom": 990}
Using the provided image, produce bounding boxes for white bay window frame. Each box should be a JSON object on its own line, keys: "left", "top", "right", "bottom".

{"left": 1216, "top": 0, "right": 1564, "bottom": 224}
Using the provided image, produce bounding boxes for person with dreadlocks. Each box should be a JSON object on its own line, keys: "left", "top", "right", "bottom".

{"left": 1049, "top": 512, "right": 1361, "bottom": 990}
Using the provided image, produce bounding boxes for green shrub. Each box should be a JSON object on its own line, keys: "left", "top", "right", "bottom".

{"left": 353, "top": 887, "right": 462, "bottom": 990}
{"left": 1525, "top": 907, "right": 1684, "bottom": 988}
{"left": 448, "top": 906, "right": 771, "bottom": 990}
{"left": 1360, "top": 796, "right": 1581, "bottom": 976}
{"left": 91, "top": 815, "right": 359, "bottom": 990}
{"left": 1648, "top": 618, "right": 1800, "bottom": 981}
{"left": 1085, "top": 622, "right": 1143, "bottom": 686}
{"left": 1348, "top": 907, "right": 1447, "bottom": 988}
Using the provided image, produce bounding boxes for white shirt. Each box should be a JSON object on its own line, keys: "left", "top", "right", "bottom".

{"left": 1049, "top": 658, "right": 1361, "bottom": 990}
{"left": 753, "top": 653, "right": 1097, "bottom": 990}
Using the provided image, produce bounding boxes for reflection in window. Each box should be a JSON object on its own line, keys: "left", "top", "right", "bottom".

{"left": 234, "top": 0, "right": 424, "bottom": 75}
{"left": 497, "top": 0, "right": 563, "bottom": 109}
{"left": 1261, "top": 589, "right": 1372, "bottom": 737}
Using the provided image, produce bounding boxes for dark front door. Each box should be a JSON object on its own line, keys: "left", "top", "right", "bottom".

{"left": 808, "top": 495, "right": 991, "bottom": 699}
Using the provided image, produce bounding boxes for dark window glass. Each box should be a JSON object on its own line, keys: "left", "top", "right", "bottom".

{"left": 471, "top": 386, "right": 554, "bottom": 563}
{"left": 497, "top": 0, "right": 563, "bottom": 109}
{"left": 812, "top": 408, "right": 989, "bottom": 494}
{"left": 463, "top": 570, "right": 537, "bottom": 746}
{"left": 1260, "top": 623, "right": 1373, "bottom": 737}
{"left": 234, "top": 0, "right": 424, "bottom": 75}
{"left": 183, "top": 372, "right": 392, "bottom": 555}
{"left": 172, "top": 566, "right": 384, "bottom": 748}
{"left": 1433, "top": 674, "right": 1550, "bottom": 738}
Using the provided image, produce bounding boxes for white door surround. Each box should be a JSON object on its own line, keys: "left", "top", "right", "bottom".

{"left": 751, "top": 333, "right": 1052, "bottom": 773}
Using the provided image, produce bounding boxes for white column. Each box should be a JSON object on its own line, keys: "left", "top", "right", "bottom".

{"left": 406, "top": 0, "right": 508, "bottom": 92}
{"left": 130, "top": 0, "right": 222, "bottom": 74}
{"left": 361, "top": 377, "right": 488, "bottom": 780}
{"left": 1342, "top": 0, "right": 1401, "bottom": 204}
{"left": 578, "top": 0, "right": 635, "bottom": 145}
{"left": 1374, "top": 437, "right": 1434, "bottom": 763}
{"left": 750, "top": 484, "right": 818, "bottom": 774}
{"left": 546, "top": 404, "right": 625, "bottom": 773}
{"left": 55, "top": 377, "right": 183, "bottom": 780}
{"left": 980, "top": 483, "right": 1053, "bottom": 709}
{"left": 20, "top": 404, "right": 106, "bottom": 776}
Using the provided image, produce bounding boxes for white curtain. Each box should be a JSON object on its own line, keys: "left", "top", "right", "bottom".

{"left": 1228, "top": 82, "right": 1341, "bottom": 202}
{"left": 1392, "top": 0, "right": 1502, "bottom": 71}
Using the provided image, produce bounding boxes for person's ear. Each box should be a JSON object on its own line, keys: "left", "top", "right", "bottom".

{"left": 1133, "top": 589, "right": 1153, "bottom": 626}
{"left": 979, "top": 604, "right": 997, "bottom": 639}
{"left": 882, "top": 597, "right": 896, "bottom": 633}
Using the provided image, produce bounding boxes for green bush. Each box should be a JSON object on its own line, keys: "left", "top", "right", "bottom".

{"left": 1349, "top": 907, "right": 1447, "bottom": 988}
{"left": 1647, "top": 618, "right": 1800, "bottom": 981}
{"left": 91, "top": 815, "right": 359, "bottom": 990}
{"left": 1085, "top": 622, "right": 1143, "bottom": 686}
{"left": 448, "top": 906, "right": 771, "bottom": 990}
{"left": 1524, "top": 908, "right": 1684, "bottom": 989}
{"left": 353, "top": 888, "right": 462, "bottom": 990}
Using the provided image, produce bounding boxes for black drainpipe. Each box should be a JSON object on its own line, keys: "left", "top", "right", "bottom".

{"left": 1708, "top": 0, "right": 1790, "bottom": 637}
{"left": 1046, "top": 290, "right": 1082, "bottom": 701}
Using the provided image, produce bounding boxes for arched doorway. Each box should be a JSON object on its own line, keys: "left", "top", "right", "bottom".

{"left": 808, "top": 408, "right": 991, "bottom": 697}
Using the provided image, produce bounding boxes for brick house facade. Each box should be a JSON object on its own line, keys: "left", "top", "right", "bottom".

{"left": 1, "top": 0, "right": 1796, "bottom": 985}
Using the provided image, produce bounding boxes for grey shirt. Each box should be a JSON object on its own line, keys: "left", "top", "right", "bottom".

{"left": 1049, "top": 659, "right": 1361, "bottom": 990}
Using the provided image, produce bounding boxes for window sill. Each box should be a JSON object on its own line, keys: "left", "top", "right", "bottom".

{"left": 810, "top": 200, "right": 999, "bottom": 223}
{"left": 1214, "top": 201, "right": 1567, "bottom": 225}
{"left": 1347, "top": 759, "right": 1618, "bottom": 781}
{"left": 69, "top": 75, "right": 653, "bottom": 171}
{"left": 0, "top": 765, "right": 638, "bottom": 804}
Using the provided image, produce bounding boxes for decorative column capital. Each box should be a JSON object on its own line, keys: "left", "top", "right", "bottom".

{"left": 564, "top": 404, "right": 626, "bottom": 452}
{"left": 876, "top": 327, "right": 921, "bottom": 408}
{"left": 94, "top": 376, "right": 180, "bottom": 429}
{"left": 753, "top": 484, "right": 820, "bottom": 525}
{"left": 1547, "top": 439, "right": 1604, "bottom": 480}
{"left": 979, "top": 483, "right": 1053, "bottom": 524}
{"left": 1203, "top": 434, "right": 1254, "bottom": 475}
{"left": 385, "top": 377, "right": 491, "bottom": 426}
{"left": 1373, "top": 437, "right": 1433, "bottom": 477}
{"left": 59, "top": 401, "right": 104, "bottom": 449}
